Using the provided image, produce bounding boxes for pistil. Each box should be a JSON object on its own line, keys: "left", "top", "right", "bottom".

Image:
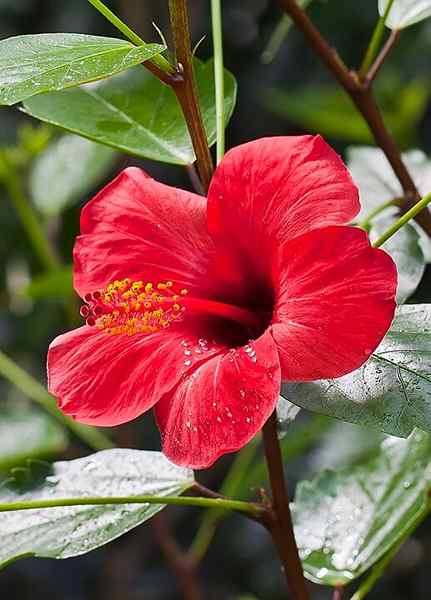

{"left": 80, "top": 278, "right": 258, "bottom": 335}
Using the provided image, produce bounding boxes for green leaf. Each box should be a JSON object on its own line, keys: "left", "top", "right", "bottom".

{"left": 23, "top": 266, "right": 73, "bottom": 299}
{"left": 369, "top": 216, "right": 425, "bottom": 303}
{"left": 348, "top": 145, "right": 431, "bottom": 261}
{"left": 379, "top": 0, "right": 431, "bottom": 29}
{"left": 265, "top": 78, "right": 428, "bottom": 147}
{"left": 22, "top": 60, "right": 237, "bottom": 165}
{"left": 0, "top": 34, "right": 165, "bottom": 106}
{"left": 294, "top": 430, "right": 431, "bottom": 585}
{"left": 0, "top": 405, "right": 67, "bottom": 471}
{"left": 0, "top": 449, "right": 194, "bottom": 567}
{"left": 30, "top": 135, "right": 117, "bottom": 216}
{"left": 265, "top": 86, "right": 372, "bottom": 144}
{"left": 284, "top": 305, "right": 431, "bottom": 438}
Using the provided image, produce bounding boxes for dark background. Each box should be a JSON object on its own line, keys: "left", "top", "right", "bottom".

{"left": 1, "top": 1, "right": 431, "bottom": 598}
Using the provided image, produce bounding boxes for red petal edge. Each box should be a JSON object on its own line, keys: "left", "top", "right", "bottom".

{"left": 271, "top": 226, "right": 397, "bottom": 380}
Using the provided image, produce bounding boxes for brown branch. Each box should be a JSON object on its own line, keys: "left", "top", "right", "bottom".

{"left": 168, "top": 0, "right": 214, "bottom": 192}
{"left": 262, "top": 412, "right": 310, "bottom": 600}
{"left": 365, "top": 29, "right": 401, "bottom": 86}
{"left": 278, "top": 0, "right": 431, "bottom": 237}
{"left": 186, "top": 164, "right": 205, "bottom": 195}
{"left": 333, "top": 584, "right": 344, "bottom": 600}
{"left": 152, "top": 513, "right": 202, "bottom": 600}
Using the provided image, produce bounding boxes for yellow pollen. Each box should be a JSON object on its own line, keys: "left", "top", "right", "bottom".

{"left": 82, "top": 278, "right": 188, "bottom": 336}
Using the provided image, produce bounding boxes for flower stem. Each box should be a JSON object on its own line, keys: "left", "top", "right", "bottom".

{"left": 262, "top": 411, "right": 309, "bottom": 600}
{"left": 0, "top": 349, "right": 113, "bottom": 451}
{"left": 168, "top": 0, "right": 214, "bottom": 191}
{"left": 0, "top": 495, "right": 263, "bottom": 516}
{"left": 86, "top": 0, "right": 175, "bottom": 84}
{"left": 0, "top": 152, "right": 59, "bottom": 273}
{"left": 210, "top": 0, "right": 225, "bottom": 163}
{"left": 373, "top": 192, "right": 431, "bottom": 248}
{"left": 358, "top": 0, "right": 396, "bottom": 79}
{"left": 278, "top": 0, "right": 431, "bottom": 238}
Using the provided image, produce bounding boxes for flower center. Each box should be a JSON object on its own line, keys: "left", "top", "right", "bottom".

{"left": 81, "top": 278, "right": 259, "bottom": 336}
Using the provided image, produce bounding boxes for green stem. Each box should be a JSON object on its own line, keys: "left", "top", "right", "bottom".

{"left": 358, "top": 0, "right": 396, "bottom": 79}
{"left": 0, "top": 495, "right": 262, "bottom": 517}
{"left": 373, "top": 192, "right": 431, "bottom": 248}
{"left": 350, "top": 504, "right": 431, "bottom": 600}
{"left": 87, "top": 0, "right": 175, "bottom": 83}
{"left": 357, "top": 198, "right": 399, "bottom": 231}
{"left": 210, "top": 0, "right": 225, "bottom": 163}
{"left": 190, "top": 439, "right": 259, "bottom": 561}
{"left": 0, "top": 350, "right": 113, "bottom": 451}
{"left": 0, "top": 153, "right": 59, "bottom": 273}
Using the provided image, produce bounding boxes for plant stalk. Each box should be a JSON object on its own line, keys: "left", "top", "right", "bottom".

{"left": 87, "top": 0, "right": 175, "bottom": 84}
{"left": 262, "top": 411, "right": 309, "bottom": 600}
{"left": 210, "top": 0, "right": 225, "bottom": 163}
{"left": 0, "top": 153, "right": 59, "bottom": 273}
{"left": 373, "top": 192, "right": 431, "bottom": 248}
{"left": 278, "top": 0, "right": 431, "bottom": 237}
{"left": 358, "top": 0, "right": 396, "bottom": 79}
{"left": 168, "top": 0, "right": 214, "bottom": 191}
{"left": 0, "top": 495, "right": 263, "bottom": 515}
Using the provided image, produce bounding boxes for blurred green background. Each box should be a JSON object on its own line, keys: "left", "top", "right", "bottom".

{"left": 1, "top": 0, "right": 431, "bottom": 598}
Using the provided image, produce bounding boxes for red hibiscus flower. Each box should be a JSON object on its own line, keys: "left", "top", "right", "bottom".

{"left": 47, "top": 136, "right": 397, "bottom": 469}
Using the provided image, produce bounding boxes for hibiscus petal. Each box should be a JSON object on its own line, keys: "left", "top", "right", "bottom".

{"left": 47, "top": 326, "right": 220, "bottom": 426}
{"left": 207, "top": 136, "right": 359, "bottom": 256}
{"left": 74, "top": 167, "right": 214, "bottom": 298}
{"left": 271, "top": 226, "right": 397, "bottom": 380}
{"left": 154, "top": 330, "right": 281, "bottom": 469}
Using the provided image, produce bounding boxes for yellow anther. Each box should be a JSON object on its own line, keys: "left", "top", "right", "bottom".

{"left": 180, "top": 289, "right": 188, "bottom": 295}
{"left": 145, "top": 283, "right": 153, "bottom": 293}
{"left": 157, "top": 283, "right": 167, "bottom": 290}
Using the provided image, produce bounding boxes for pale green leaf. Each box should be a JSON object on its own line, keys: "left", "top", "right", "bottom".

{"left": 379, "top": 0, "right": 431, "bottom": 29}
{"left": 294, "top": 430, "right": 431, "bottom": 585}
{"left": 0, "top": 449, "right": 194, "bottom": 567}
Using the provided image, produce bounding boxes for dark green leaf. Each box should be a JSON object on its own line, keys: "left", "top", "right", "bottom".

{"left": 0, "top": 405, "right": 67, "bottom": 471}
{"left": 0, "top": 34, "right": 165, "bottom": 105}
{"left": 265, "top": 79, "right": 428, "bottom": 147}
{"left": 284, "top": 305, "right": 431, "bottom": 438}
{"left": 370, "top": 216, "right": 425, "bottom": 303}
{"left": 0, "top": 449, "right": 194, "bottom": 567}
{"left": 23, "top": 266, "right": 73, "bottom": 299}
{"left": 30, "top": 135, "right": 117, "bottom": 216}
{"left": 294, "top": 430, "right": 431, "bottom": 585}
{"left": 22, "top": 60, "right": 237, "bottom": 165}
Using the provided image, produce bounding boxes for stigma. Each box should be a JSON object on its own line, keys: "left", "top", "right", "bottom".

{"left": 81, "top": 278, "right": 188, "bottom": 335}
